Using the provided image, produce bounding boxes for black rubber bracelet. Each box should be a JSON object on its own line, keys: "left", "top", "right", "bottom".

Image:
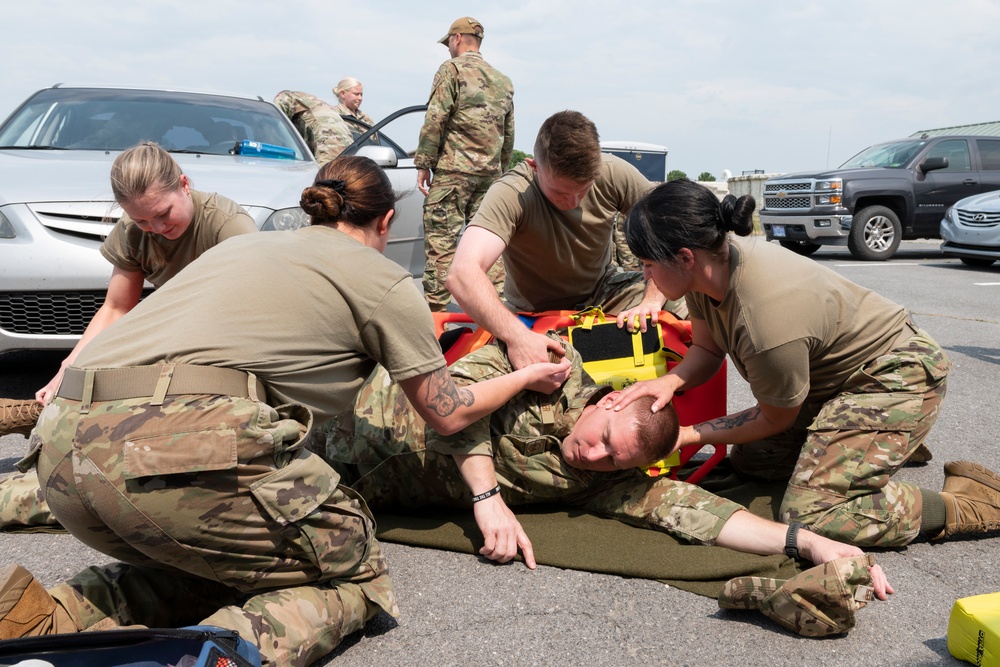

{"left": 785, "top": 522, "right": 805, "bottom": 560}
{"left": 471, "top": 484, "right": 502, "bottom": 503}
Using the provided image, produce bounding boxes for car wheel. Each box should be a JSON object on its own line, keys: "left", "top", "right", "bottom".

{"left": 959, "top": 257, "right": 996, "bottom": 267}
{"left": 848, "top": 206, "right": 901, "bottom": 261}
{"left": 778, "top": 240, "right": 821, "bottom": 256}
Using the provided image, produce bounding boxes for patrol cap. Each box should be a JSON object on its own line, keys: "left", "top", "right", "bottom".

{"left": 718, "top": 554, "right": 877, "bottom": 637}
{"left": 439, "top": 17, "right": 484, "bottom": 44}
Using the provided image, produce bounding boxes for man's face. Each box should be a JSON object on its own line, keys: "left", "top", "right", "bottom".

{"left": 528, "top": 159, "right": 595, "bottom": 211}
{"left": 559, "top": 392, "right": 650, "bottom": 472}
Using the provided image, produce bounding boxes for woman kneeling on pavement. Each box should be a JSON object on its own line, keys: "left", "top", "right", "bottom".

{"left": 611, "top": 178, "right": 1000, "bottom": 548}
{"left": 0, "top": 155, "right": 570, "bottom": 667}
{"left": 0, "top": 141, "right": 257, "bottom": 528}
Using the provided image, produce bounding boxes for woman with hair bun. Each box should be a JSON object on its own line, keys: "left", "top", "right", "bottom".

{"left": 609, "top": 177, "right": 1000, "bottom": 553}
{"left": 8, "top": 155, "right": 571, "bottom": 665}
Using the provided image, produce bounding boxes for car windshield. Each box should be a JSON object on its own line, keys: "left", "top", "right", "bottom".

{"left": 0, "top": 88, "right": 309, "bottom": 159}
{"left": 840, "top": 140, "right": 927, "bottom": 169}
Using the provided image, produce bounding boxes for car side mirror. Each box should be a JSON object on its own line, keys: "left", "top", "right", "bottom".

{"left": 355, "top": 145, "right": 398, "bottom": 168}
{"left": 919, "top": 156, "right": 949, "bottom": 173}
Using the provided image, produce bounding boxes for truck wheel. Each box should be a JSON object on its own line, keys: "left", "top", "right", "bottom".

{"left": 778, "top": 240, "right": 821, "bottom": 256}
{"left": 848, "top": 206, "right": 901, "bottom": 260}
{"left": 959, "top": 257, "right": 996, "bottom": 267}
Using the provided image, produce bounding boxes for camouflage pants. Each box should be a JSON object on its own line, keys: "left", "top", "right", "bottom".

{"left": 422, "top": 170, "right": 505, "bottom": 310}
{"left": 612, "top": 212, "right": 641, "bottom": 272}
{"left": 29, "top": 392, "right": 397, "bottom": 667}
{"left": 730, "top": 328, "right": 951, "bottom": 547}
{"left": 0, "top": 469, "right": 55, "bottom": 529}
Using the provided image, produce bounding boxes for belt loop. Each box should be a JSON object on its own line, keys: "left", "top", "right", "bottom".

{"left": 247, "top": 372, "right": 260, "bottom": 402}
{"left": 80, "top": 369, "right": 95, "bottom": 414}
{"left": 151, "top": 365, "right": 175, "bottom": 406}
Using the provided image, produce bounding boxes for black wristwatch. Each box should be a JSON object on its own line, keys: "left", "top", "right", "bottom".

{"left": 785, "top": 522, "right": 805, "bottom": 560}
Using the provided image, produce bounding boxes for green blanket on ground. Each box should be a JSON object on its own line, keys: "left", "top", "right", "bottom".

{"left": 375, "top": 475, "right": 801, "bottom": 598}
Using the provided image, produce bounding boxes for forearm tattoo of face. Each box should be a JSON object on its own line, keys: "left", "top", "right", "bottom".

{"left": 425, "top": 366, "right": 475, "bottom": 417}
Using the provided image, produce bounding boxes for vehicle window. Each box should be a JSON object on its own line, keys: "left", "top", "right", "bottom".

{"left": 0, "top": 89, "right": 309, "bottom": 159}
{"left": 976, "top": 139, "right": 1000, "bottom": 171}
{"left": 840, "top": 140, "right": 927, "bottom": 169}
{"left": 925, "top": 139, "right": 971, "bottom": 172}
{"left": 342, "top": 115, "right": 409, "bottom": 160}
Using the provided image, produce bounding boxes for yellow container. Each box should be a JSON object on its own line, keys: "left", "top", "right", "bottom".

{"left": 949, "top": 592, "right": 1000, "bottom": 667}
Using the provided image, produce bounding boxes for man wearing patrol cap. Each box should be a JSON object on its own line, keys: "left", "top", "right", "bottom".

{"left": 415, "top": 16, "right": 514, "bottom": 311}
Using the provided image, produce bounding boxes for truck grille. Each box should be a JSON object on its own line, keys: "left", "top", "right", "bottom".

{"left": 764, "top": 182, "right": 811, "bottom": 193}
{"left": 764, "top": 196, "right": 811, "bottom": 209}
{"left": 0, "top": 290, "right": 151, "bottom": 336}
{"left": 956, "top": 209, "right": 1000, "bottom": 227}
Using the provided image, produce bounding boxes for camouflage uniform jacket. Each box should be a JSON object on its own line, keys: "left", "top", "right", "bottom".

{"left": 339, "top": 343, "right": 636, "bottom": 501}
{"left": 414, "top": 51, "right": 514, "bottom": 177}
{"left": 333, "top": 102, "right": 374, "bottom": 127}
{"left": 274, "top": 90, "right": 355, "bottom": 164}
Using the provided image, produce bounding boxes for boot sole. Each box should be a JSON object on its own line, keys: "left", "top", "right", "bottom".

{"left": 944, "top": 461, "right": 1000, "bottom": 493}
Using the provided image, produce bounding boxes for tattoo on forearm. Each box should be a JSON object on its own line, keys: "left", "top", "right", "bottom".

{"left": 424, "top": 367, "right": 475, "bottom": 417}
{"left": 703, "top": 406, "right": 761, "bottom": 432}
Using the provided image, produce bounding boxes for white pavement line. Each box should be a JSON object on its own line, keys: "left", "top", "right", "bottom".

{"left": 974, "top": 282, "right": 1000, "bottom": 286}
{"left": 833, "top": 263, "right": 922, "bottom": 267}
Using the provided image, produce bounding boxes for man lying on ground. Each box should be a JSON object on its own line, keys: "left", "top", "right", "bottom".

{"left": 318, "top": 340, "right": 892, "bottom": 598}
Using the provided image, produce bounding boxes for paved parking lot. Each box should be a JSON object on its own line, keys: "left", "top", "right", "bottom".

{"left": 2, "top": 240, "right": 998, "bottom": 666}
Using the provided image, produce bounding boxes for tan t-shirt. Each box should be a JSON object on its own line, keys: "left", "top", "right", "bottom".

{"left": 78, "top": 225, "right": 445, "bottom": 422}
{"left": 686, "top": 237, "right": 909, "bottom": 408}
{"left": 470, "top": 154, "right": 652, "bottom": 311}
{"left": 100, "top": 190, "right": 257, "bottom": 287}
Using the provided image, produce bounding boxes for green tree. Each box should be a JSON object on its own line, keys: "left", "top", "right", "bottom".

{"left": 698, "top": 172, "right": 716, "bottom": 182}
{"left": 666, "top": 169, "right": 687, "bottom": 181}
{"left": 508, "top": 149, "right": 530, "bottom": 170}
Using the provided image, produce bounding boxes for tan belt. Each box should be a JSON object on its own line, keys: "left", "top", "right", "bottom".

{"left": 58, "top": 364, "right": 266, "bottom": 414}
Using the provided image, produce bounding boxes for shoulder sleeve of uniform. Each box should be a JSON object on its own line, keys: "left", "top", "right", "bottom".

{"left": 361, "top": 276, "right": 446, "bottom": 382}
{"left": 745, "top": 339, "right": 811, "bottom": 408}
{"left": 414, "top": 62, "right": 460, "bottom": 168}
{"left": 605, "top": 156, "right": 653, "bottom": 213}
{"left": 468, "top": 173, "right": 524, "bottom": 244}
{"left": 99, "top": 219, "right": 142, "bottom": 272}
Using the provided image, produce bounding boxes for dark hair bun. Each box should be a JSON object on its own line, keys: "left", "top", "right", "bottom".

{"left": 719, "top": 194, "right": 756, "bottom": 237}
{"left": 299, "top": 186, "right": 344, "bottom": 222}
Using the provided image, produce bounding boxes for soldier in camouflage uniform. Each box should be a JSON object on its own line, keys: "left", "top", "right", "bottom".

{"left": 319, "top": 341, "right": 894, "bottom": 596}
{"left": 612, "top": 178, "right": 1000, "bottom": 550}
{"left": 415, "top": 17, "right": 513, "bottom": 311}
{"left": 333, "top": 77, "right": 375, "bottom": 126}
{"left": 274, "top": 90, "right": 355, "bottom": 165}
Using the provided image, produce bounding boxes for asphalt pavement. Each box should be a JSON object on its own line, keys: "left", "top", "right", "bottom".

{"left": 2, "top": 240, "right": 998, "bottom": 666}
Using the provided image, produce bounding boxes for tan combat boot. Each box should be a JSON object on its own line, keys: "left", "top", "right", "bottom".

{"left": 0, "top": 399, "right": 42, "bottom": 437}
{"left": 907, "top": 442, "right": 933, "bottom": 465}
{"left": 938, "top": 461, "right": 1000, "bottom": 538}
{"left": 0, "top": 563, "right": 59, "bottom": 639}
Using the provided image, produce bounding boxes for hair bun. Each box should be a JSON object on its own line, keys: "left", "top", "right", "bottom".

{"left": 719, "top": 194, "right": 756, "bottom": 237}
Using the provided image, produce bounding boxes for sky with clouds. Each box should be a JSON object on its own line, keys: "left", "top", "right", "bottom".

{"left": 3, "top": 0, "right": 998, "bottom": 178}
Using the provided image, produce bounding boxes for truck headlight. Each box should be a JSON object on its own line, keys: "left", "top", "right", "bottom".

{"left": 817, "top": 195, "right": 842, "bottom": 205}
{"left": 815, "top": 179, "right": 842, "bottom": 191}
{"left": 261, "top": 207, "right": 310, "bottom": 231}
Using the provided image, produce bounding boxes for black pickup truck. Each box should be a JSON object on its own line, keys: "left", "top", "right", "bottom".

{"left": 759, "top": 135, "right": 1000, "bottom": 260}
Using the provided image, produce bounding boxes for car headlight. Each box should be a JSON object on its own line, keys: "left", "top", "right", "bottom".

{"left": 944, "top": 206, "right": 955, "bottom": 221}
{"left": 261, "top": 207, "right": 310, "bottom": 231}
{"left": 815, "top": 179, "right": 842, "bottom": 191}
{"left": 817, "top": 194, "right": 842, "bottom": 205}
{"left": 0, "top": 211, "right": 15, "bottom": 239}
